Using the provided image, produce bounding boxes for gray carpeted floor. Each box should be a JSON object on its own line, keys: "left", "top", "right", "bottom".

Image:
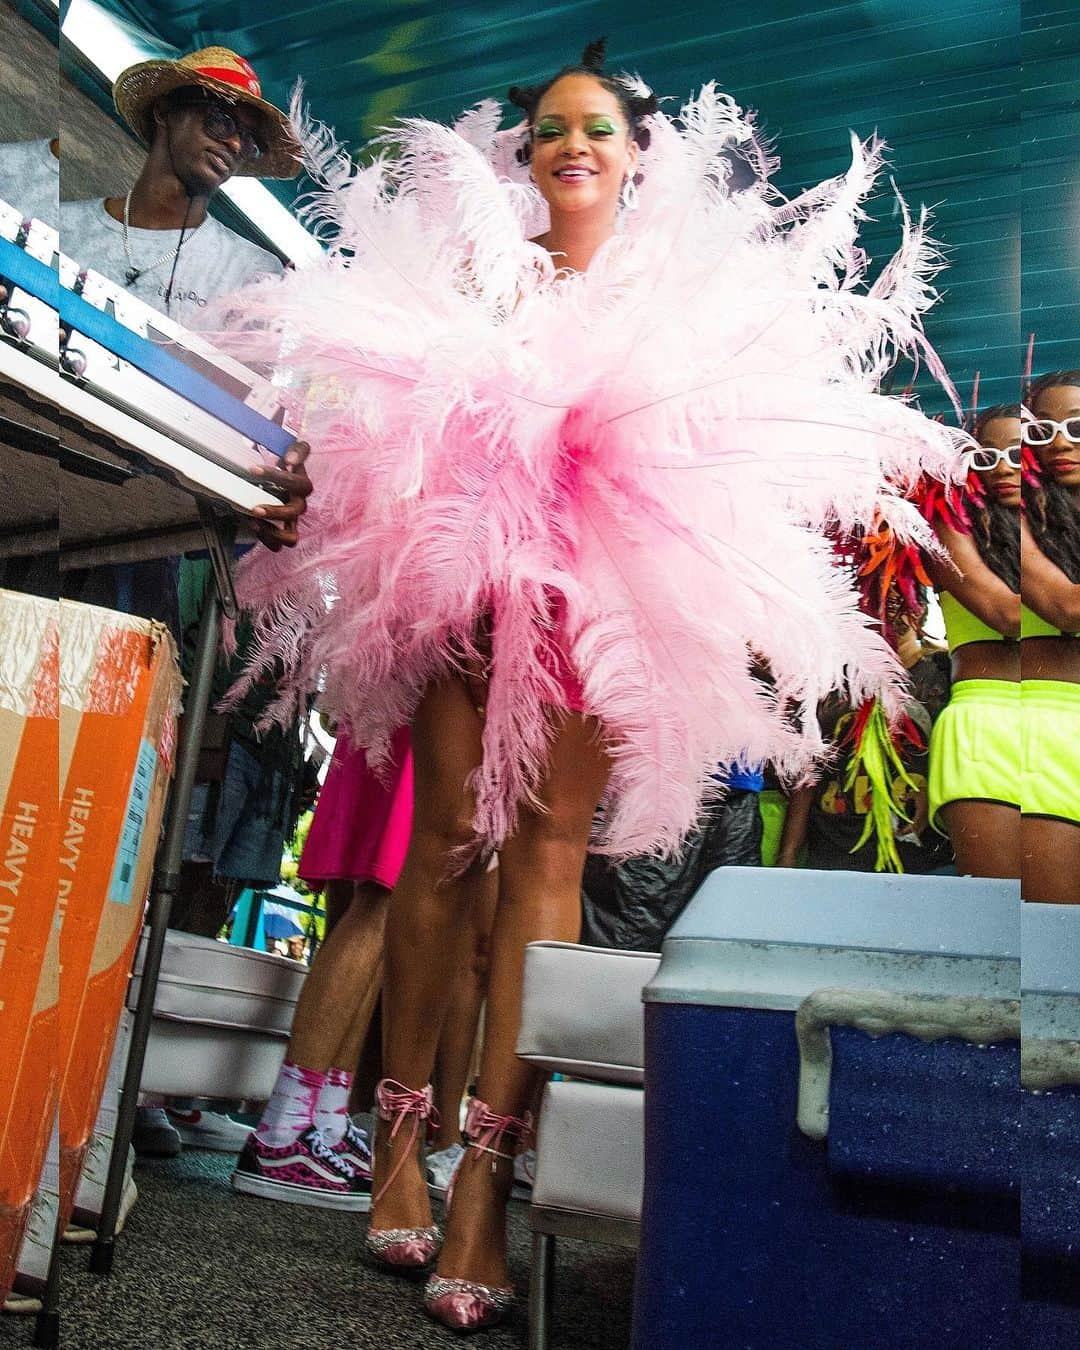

{"left": 1, "top": 1150, "right": 634, "bottom": 1349}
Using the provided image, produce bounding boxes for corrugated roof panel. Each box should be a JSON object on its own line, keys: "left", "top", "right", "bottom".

{"left": 83, "top": 1, "right": 1076, "bottom": 408}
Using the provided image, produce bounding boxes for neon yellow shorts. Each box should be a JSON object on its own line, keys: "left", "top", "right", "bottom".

{"left": 928, "top": 680, "right": 1020, "bottom": 829}
{"left": 1022, "top": 679, "right": 1080, "bottom": 825}
{"left": 758, "top": 788, "right": 789, "bottom": 867}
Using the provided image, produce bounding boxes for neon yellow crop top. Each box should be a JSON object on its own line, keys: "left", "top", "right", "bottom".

{"left": 939, "top": 591, "right": 1004, "bottom": 648}
{"left": 939, "top": 589, "right": 1063, "bottom": 648}
{"left": 1021, "top": 606, "right": 1066, "bottom": 639}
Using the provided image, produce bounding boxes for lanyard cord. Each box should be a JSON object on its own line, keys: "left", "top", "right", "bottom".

{"left": 163, "top": 193, "right": 195, "bottom": 311}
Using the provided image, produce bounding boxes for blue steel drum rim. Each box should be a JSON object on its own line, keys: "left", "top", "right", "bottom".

{"left": 57, "top": 281, "right": 295, "bottom": 458}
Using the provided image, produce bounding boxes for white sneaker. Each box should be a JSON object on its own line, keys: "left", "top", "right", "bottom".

{"left": 2, "top": 1186, "right": 58, "bottom": 1313}
{"left": 63, "top": 1134, "right": 138, "bottom": 1244}
{"left": 512, "top": 1148, "right": 535, "bottom": 1201}
{"left": 426, "top": 1142, "right": 465, "bottom": 1199}
{"left": 1, "top": 1290, "right": 43, "bottom": 1315}
{"left": 165, "top": 1108, "right": 252, "bottom": 1152}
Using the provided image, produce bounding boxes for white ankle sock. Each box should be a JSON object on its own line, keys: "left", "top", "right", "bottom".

{"left": 255, "top": 1061, "right": 325, "bottom": 1147}
{"left": 314, "top": 1066, "right": 353, "bottom": 1146}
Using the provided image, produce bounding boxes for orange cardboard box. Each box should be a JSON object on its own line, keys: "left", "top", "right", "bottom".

{"left": 56, "top": 600, "right": 181, "bottom": 1234}
{"left": 0, "top": 592, "right": 60, "bottom": 1303}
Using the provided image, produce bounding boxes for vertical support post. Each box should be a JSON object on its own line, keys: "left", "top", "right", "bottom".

{"left": 31, "top": 1201, "right": 63, "bottom": 1348}
{"left": 529, "top": 1230, "right": 555, "bottom": 1350}
{"left": 90, "top": 511, "right": 235, "bottom": 1274}
{"left": 244, "top": 890, "right": 262, "bottom": 949}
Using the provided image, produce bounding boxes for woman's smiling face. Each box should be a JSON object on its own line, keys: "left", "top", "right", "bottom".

{"left": 1030, "top": 382, "right": 1080, "bottom": 490}
{"left": 529, "top": 73, "right": 638, "bottom": 220}
{"left": 976, "top": 415, "right": 1022, "bottom": 507}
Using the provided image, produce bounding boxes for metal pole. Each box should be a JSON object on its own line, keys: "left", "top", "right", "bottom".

{"left": 528, "top": 1231, "right": 555, "bottom": 1350}
{"left": 31, "top": 1199, "right": 63, "bottom": 1349}
{"left": 244, "top": 890, "right": 262, "bottom": 949}
{"left": 91, "top": 517, "right": 233, "bottom": 1274}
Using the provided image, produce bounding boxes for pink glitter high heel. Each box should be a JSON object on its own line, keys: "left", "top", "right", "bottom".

{"left": 364, "top": 1080, "right": 442, "bottom": 1272}
{"left": 423, "top": 1098, "right": 533, "bottom": 1331}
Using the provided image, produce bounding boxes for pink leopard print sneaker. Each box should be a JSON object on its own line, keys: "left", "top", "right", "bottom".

{"left": 231, "top": 1126, "right": 371, "bottom": 1211}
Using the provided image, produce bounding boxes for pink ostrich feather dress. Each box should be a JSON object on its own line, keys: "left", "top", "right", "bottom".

{"left": 213, "top": 78, "right": 969, "bottom": 860}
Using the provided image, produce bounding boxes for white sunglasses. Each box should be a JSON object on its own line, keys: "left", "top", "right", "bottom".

{"left": 963, "top": 445, "right": 1022, "bottom": 472}
{"left": 1021, "top": 415, "right": 1080, "bottom": 446}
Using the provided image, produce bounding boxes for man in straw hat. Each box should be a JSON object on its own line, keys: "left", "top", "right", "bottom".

{"left": 62, "top": 45, "right": 310, "bottom": 546}
{"left": 57, "top": 50, "right": 319, "bottom": 1186}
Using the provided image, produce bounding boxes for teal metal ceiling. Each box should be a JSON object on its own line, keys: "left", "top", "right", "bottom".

{"left": 74, "top": 1, "right": 1078, "bottom": 411}
{"left": 1021, "top": 1, "right": 1077, "bottom": 382}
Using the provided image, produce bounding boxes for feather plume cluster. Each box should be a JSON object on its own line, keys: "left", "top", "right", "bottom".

{"left": 207, "top": 81, "right": 969, "bottom": 858}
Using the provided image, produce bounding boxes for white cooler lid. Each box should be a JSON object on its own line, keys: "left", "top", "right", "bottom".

{"left": 1022, "top": 902, "right": 1080, "bottom": 1042}
{"left": 129, "top": 928, "right": 307, "bottom": 1035}
{"left": 646, "top": 868, "right": 1019, "bottom": 1010}
{"left": 1023, "top": 903, "right": 1080, "bottom": 996}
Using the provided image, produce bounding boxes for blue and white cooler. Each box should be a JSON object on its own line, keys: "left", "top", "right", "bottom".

{"left": 631, "top": 868, "right": 1033, "bottom": 1350}
{"left": 1021, "top": 902, "right": 1080, "bottom": 1338}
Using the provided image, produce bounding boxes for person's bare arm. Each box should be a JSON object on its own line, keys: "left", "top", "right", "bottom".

{"left": 911, "top": 783, "right": 930, "bottom": 839}
{"left": 1020, "top": 517, "right": 1080, "bottom": 633}
{"left": 775, "top": 782, "right": 813, "bottom": 868}
{"left": 895, "top": 782, "right": 930, "bottom": 845}
{"left": 924, "top": 520, "right": 1020, "bottom": 638}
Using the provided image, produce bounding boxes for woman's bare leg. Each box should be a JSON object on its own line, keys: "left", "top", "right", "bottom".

{"left": 370, "top": 678, "right": 485, "bottom": 1235}
{"left": 323, "top": 878, "right": 354, "bottom": 936}
{"left": 286, "top": 881, "right": 390, "bottom": 1074}
{"left": 432, "top": 863, "right": 499, "bottom": 1149}
{"left": 435, "top": 710, "right": 610, "bottom": 1291}
{"left": 1023, "top": 817, "right": 1080, "bottom": 903}
{"left": 942, "top": 801, "right": 1021, "bottom": 879}
{"left": 329, "top": 885, "right": 390, "bottom": 1074}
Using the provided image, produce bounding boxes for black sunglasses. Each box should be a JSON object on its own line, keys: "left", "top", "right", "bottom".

{"left": 170, "top": 94, "right": 264, "bottom": 164}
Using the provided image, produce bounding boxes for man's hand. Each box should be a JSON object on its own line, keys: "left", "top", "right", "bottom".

{"left": 250, "top": 439, "right": 313, "bottom": 551}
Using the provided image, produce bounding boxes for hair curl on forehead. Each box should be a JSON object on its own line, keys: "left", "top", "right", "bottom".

{"left": 508, "top": 36, "right": 659, "bottom": 168}
{"left": 973, "top": 403, "right": 1021, "bottom": 442}
{"left": 1028, "top": 369, "right": 1080, "bottom": 406}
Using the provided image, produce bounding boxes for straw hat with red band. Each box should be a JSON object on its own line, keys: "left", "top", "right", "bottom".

{"left": 113, "top": 46, "right": 300, "bottom": 179}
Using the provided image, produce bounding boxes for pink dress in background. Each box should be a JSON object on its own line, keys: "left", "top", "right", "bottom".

{"left": 299, "top": 727, "right": 413, "bottom": 890}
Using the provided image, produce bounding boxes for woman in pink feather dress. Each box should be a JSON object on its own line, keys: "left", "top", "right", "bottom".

{"left": 364, "top": 54, "right": 656, "bottom": 1332}
{"left": 217, "top": 38, "right": 969, "bottom": 1330}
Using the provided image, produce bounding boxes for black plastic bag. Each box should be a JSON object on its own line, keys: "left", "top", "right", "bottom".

{"left": 580, "top": 790, "right": 763, "bottom": 952}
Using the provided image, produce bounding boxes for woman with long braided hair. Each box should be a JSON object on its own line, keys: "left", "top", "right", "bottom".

{"left": 924, "top": 405, "right": 1022, "bottom": 878}
{"left": 1018, "top": 371, "right": 1080, "bottom": 903}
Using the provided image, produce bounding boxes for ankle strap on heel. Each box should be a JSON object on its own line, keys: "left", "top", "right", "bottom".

{"left": 445, "top": 1097, "right": 534, "bottom": 1211}
{"left": 376, "top": 1080, "right": 437, "bottom": 1133}
{"left": 373, "top": 1079, "right": 439, "bottom": 1207}
{"left": 464, "top": 1098, "right": 534, "bottom": 1161}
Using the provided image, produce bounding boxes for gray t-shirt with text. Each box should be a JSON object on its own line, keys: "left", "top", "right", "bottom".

{"left": 60, "top": 197, "right": 284, "bottom": 319}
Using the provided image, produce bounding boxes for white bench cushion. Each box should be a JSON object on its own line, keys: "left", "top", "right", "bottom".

{"left": 533, "top": 1079, "right": 644, "bottom": 1223}
{"left": 517, "top": 942, "right": 659, "bottom": 1086}
{"left": 129, "top": 929, "right": 306, "bottom": 1036}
